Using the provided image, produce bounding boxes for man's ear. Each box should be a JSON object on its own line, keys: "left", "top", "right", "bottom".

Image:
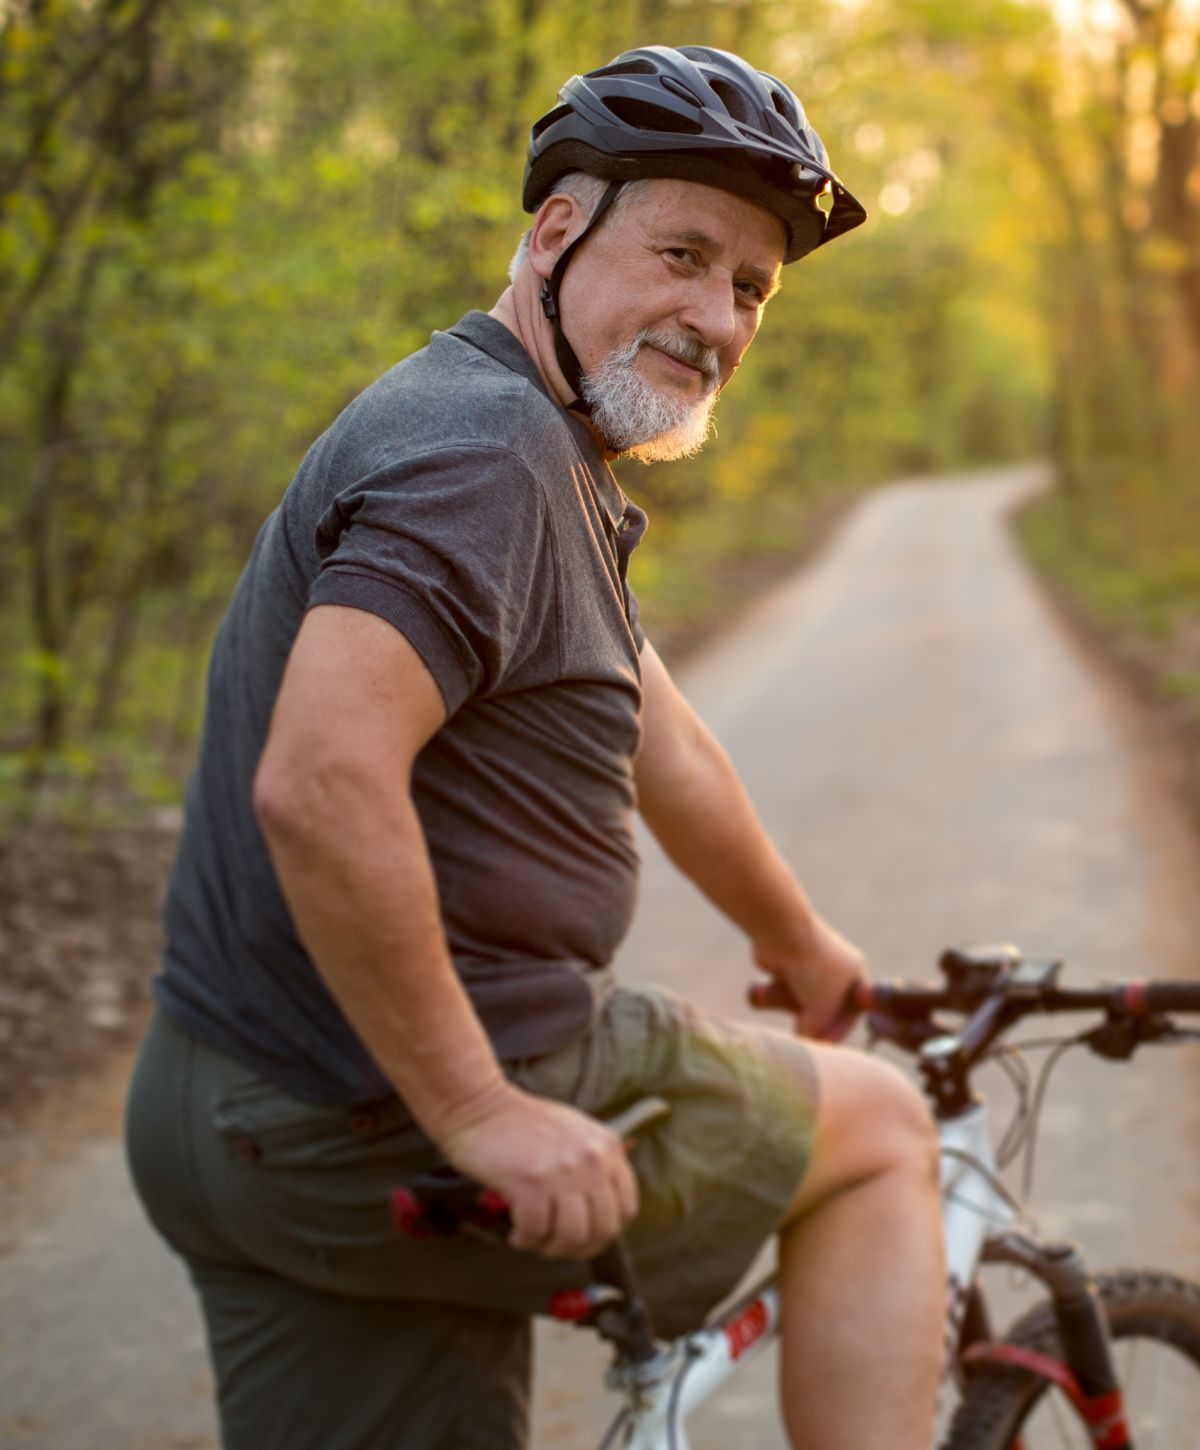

{"left": 527, "top": 194, "right": 585, "bottom": 282}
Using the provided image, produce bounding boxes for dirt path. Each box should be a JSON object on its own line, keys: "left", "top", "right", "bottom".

{"left": 529, "top": 464, "right": 1200, "bottom": 1447}
{"left": 2, "top": 464, "right": 1199, "bottom": 1449}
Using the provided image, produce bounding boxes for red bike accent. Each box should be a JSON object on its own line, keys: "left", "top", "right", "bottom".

{"left": 853, "top": 980, "right": 876, "bottom": 1011}
{"left": 723, "top": 1298, "right": 769, "bottom": 1361}
{"left": 474, "top": 1189, "right": 510, "bottom": 1226}
{"left": 390, "top": 1187, "right": 434, "bottom": 1238}
{"left": 962, "top": 1343, "right": 1131, "bottom": 1449}
{"left": 1122, "top": 979, "right": 1149, "bottom": 1017}
{"left": 549, "top": 1289, "right": 597, "bottom": 1323}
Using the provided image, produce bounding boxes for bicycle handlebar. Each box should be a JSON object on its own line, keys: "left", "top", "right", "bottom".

{"left": 750, "top": 973, "right": 1200, "bottom": 1020}
{"left": 748, "top": 964, "right": 1200, "bottom": 1056}
{"left": 1130, "top": 980, "right": 1200, "bottom": 1013}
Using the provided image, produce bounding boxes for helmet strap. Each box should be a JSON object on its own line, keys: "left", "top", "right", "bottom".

{"left": 539, "top": 179, "right": 624, "bottom": 417}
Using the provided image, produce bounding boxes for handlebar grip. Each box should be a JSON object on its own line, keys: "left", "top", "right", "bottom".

{"left": 1126, "top": 980, "right": 1200, "bottom": 1014}
{"left": 747, "top": 977, "right": 872, "bottom": 1020}
{"left": 390, "top": 1177, "right": 511, "bottom": 1239}
{"left": 389, "top": 1100, "right": 668, "bottom": 1241}
{"left": 747, "top": 979, "right": 800, "bottom": 1011}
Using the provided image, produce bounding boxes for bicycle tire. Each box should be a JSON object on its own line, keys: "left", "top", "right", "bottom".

{"left": 941, "top": 1268, "right": 1200, "bottom": 1450}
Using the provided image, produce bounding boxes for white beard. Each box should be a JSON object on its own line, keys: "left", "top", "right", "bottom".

{"left": 580, "top": 328, "right": 720, "bottom": 463}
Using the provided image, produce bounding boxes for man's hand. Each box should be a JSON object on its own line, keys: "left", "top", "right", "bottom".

{"left": 437, "top": 1082, "right": 640, "bottom": 1261}
{"left": 754, "top": 914, "right": 867, "bottom": 1041}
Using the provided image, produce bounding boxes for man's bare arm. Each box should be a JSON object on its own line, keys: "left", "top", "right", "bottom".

{"left": 633, "top": 641, "right": 864, "bottom": 1035}
{"left": 253, "top": 604, "right": 637, "bottom": 1257}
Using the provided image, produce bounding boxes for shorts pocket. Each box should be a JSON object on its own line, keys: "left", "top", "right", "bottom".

{"left": 212, "top": 1078, "right": 426, "bottom": 1174}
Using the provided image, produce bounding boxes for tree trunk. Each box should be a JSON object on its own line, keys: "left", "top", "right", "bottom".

{"left": 23, "top": 249, "right": 105, "bottom": 768}
{"left": 1158, "top": 110, "right": 1200, "bottom": 364}
{"left": 89, "top": 388, "right": 174, "bottom": 735}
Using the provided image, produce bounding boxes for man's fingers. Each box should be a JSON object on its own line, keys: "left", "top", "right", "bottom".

{"left": 795, "top": 1007, "right": 839, "bottom": 1041}
{"left": 614, "top": 1154, "right": 640, "bottom": 1222}
{"left": 510, "top": 1174, "right": 632, "bottom": 1261}
{"left": 450, "top": 1091, "right": 644, "bottom": 1260}
{"left": 546, "top": 1191, "right": 593, "bottom": 1259}
{"left": 585, "top": 1180, "right": 624, "bottom": 1256}
{"left": 509, "top": 1189, "right": 553, "bottom": 1252}
{"left": 819, "top": 1009, "right": 857, "bottom": 1044}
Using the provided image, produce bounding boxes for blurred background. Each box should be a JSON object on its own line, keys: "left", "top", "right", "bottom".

{"left": 0, "top": 0, "right": 1197, "bottom": 821}
{"left": 1, "top": 12, "right": 1199, "bottom": 1440}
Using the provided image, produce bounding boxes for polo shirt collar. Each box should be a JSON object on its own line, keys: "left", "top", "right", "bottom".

{"left": 445, "top": 311, "right": 551, "bottom": 399}
{"left": 444, "top": 311, "right": 644, "bottom": 540}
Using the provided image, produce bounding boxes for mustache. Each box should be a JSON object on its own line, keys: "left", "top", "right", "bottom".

{"left": 637, "top": 329, "right": 720, "bottom": 386}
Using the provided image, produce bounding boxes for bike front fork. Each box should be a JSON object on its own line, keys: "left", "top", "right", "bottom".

{"left": 963, "top": 1232, "right": 1133, "bottom": 1450}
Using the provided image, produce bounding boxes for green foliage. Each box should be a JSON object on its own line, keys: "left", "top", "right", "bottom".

{"left": 1, "top": 0, "right": 1193, "bottom": 826}
{"left": 1021, "top": 489, "right": 1200, "bottom": 640}
{"left": 1159, "top": 672, "right": 1200, "bottom": 704}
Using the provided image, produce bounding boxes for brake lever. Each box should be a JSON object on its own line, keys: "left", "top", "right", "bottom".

{"left": 1082, "top": 1012, "right": 1179, "bottom": 1062}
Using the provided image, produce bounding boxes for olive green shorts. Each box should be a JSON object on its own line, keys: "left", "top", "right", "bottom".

{"left": 125, "top": 986, "right": 818, "bottom": 1450}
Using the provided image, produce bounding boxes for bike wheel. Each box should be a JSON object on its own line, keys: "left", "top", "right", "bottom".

{"left": 942, "top": 1269, "right": 1200, "bottom": 1450}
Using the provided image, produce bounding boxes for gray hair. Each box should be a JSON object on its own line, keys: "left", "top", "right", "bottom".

{"left": 507, "top": 173, "right": 651, "bottom": 282}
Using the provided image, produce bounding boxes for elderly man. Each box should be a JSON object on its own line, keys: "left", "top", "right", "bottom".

{"left": 126, "top": 45, "right": 944, "bottom": 1450}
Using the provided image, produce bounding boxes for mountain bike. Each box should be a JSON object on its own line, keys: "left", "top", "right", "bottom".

{"left": 393, "top": 944, "right": 1200, "bottom": 1448}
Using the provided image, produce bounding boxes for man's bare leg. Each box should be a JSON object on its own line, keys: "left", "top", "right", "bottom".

{"left": 776, "top": 1045, "right": 945, "bottom": 1450}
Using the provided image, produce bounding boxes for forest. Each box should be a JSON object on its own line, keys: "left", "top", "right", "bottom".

{"left": 2, "top": 0, "right": 1198, "bottom": 825}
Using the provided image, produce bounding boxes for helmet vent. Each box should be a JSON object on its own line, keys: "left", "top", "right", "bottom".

{"left": 531, "top": 104, "right": 570, "bottom": 141}
{"left": 660, "top": 75, "right": 704, "bottom": 108}
{"left": 709, "top": 78, "right": 751, "bottom": 125}
{"left": 602, "top": 96, "right": 704, "bottom": 136}
{"left": 591, "top": 60, "right": 657, "bottom": 78}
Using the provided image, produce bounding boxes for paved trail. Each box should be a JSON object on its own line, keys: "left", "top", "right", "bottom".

{"left": 3, "top": 465, "right": 1198, "bottom": 1448}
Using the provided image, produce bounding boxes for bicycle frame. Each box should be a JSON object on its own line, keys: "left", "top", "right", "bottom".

{"left": 598, "top": 1098, "right": 1017, "bottom": 1449}
{"left": 394, "top": 954, "right": 1195, "bottom": 1447}
{"left": 602, "top": 1279, "right": 782, "bottom": 1449}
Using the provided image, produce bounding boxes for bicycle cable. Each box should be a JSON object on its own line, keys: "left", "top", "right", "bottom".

{"left": 985, "top": 1045, "right": 1033, "bottom": 1168}
{"left": 667, "top": 1358, "right": 686, "bottom": 1450}
{"left": 596, "top": 1406, "right": 632, "bottom": 1450}
{"left": 939, "top": 1145, "right": 1028, "bottom": 1221}
{"left": 1019, "top": 1035, "right": 1082, "bottom": 1200}
{"left": 975, "top": 1019, "right": 1200, "bottom": 1199}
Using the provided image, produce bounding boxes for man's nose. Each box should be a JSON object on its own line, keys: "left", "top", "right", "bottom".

{"left": 678, "top": 271, "right": 737, "bottom": 352}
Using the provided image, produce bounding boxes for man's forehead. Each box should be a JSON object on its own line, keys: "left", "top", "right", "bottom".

{"left": 629, "top": 177, "right": 786, "bottom": 274}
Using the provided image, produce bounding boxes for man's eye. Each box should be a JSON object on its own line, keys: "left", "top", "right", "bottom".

{"left": 666, "top": 248, "right": 700, "bottom": 266}
{"left": 735, "top": 280, "right": 766, "bottom": 303}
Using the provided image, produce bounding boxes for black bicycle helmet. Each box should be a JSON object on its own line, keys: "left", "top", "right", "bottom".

{"left": 522, "top": 45, "right": 866, "bottom": 412}
{"left": 524, "top": 44, "right": 866, "bottom": 262}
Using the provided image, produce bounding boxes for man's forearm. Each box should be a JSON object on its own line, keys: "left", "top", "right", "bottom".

{"left": 255, "top": 763, "right": 508, "bottom": 1143}
{"left": 638, "top": 719, "right": 817, "bottom": 951}
{"left": 637, "top": 709, "right": 866, "bottom": 1034}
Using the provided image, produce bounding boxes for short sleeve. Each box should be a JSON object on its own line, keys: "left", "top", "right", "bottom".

{"left": 625, "top": 581, "right": 645, "bottom": 653}
{"left": 308, "top": 447, "right": 557, "bottom": 716}
{"left": 616, "top": 500, "right": 648, "bottom": 654}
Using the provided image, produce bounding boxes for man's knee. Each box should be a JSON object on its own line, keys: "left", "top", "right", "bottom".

{"left": 788, "top": 1045, "right": 939, "bottom": 1216}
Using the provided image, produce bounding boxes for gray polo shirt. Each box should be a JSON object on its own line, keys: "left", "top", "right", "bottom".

{"left": 156, "top": 312, "right": 649, "bottom": 1104}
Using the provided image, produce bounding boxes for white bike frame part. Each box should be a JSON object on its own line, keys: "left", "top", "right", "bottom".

{"left": 601, "top": 1100, "right": 1015, "bottom": 1449}
{"left": 605, "top": 1279, "right": 783, "bottom": 1450}
{"left": 938, "top": 1102, "right": 1017, "bottom": 1361}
